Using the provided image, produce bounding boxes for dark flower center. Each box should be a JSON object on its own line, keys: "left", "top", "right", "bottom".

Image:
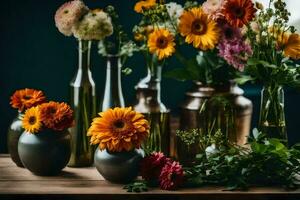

{"left": 224, "top": 28, "right": 234, "bottom": 40}
{"left": 29, "top": 116, "right": 36, "bottom": 125}
{"left": 23, "top": 95, "right": 32, "bottom": 100}
{"left": 232, "top": 6, "right": 245, "bottom": 18}
{"left": 64, "top": 10, "right": 69, "bottom": 14}
{"left": 192, "top": 19, "right": 207, "bottom": 35}
{"left": 113, "top": 120, "right": 125, "bottom": 129}
{"left": 156, "top": 36, "right": 168, "bottom": 49}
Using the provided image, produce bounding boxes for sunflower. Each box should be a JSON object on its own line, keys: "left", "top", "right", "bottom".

{"left": 222, "top": 0, "right": 256, "bottom": 28}
{"left": 87, "top": 107, "right": 149, "bottom": 152}
{"left": 147, "top": 28, "right": 176, "bottom": 60}
{"left": 10, "top": 88, "right": 46, "bottom": 112}
{"left": 40, "top": 101, "right": 74, "bottom": 131}
{"left": 178, "top": 7, "right": 220, "bottom": 50}
{"left": 22, "top": 106, "right": 42, "bottom": 134}
{"left": 134, "top": 0, "right": 156, "bottom": 13}
{"left": 282, "top": 33, "right": 300, "bottom": 60}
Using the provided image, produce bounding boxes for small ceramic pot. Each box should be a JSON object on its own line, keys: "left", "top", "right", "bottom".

{"left": 7, "top": 113, "right": 24, "bottom": 167}
{"left": 18, "top": 129, "right": 71, "bottom": 176}
{"left": 94, "top": 148, "right": 144, "bottom": 183}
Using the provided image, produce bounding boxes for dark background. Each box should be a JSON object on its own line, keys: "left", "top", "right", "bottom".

{"left": 1, "top": 0, "right": 300, "bottom": 153}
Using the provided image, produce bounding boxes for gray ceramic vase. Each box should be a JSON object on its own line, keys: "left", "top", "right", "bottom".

{"left": 94, "top": 148, "right": 144, "bottom": 183}
{"left": 7, "top": 113, "right": 24, "bottom": 167}
{"left": 18, "top": 129, "right": 71, "bottom": 176}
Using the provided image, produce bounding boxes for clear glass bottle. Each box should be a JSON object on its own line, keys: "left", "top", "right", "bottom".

{"left": 134, "top": 65, "right": 170, "bottom": 155}
{"left": 68, "top": 40, "right": 96, "bottom": 167}
{"left": 258, "top": 84, "right": 287, "bottom": 141}
{"left": 101, "top": 55, "right": 125, "bottom": 111}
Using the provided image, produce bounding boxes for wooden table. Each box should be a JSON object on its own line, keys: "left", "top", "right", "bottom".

{"left": 0, "top": 155, "right": 300, "bottom": 200}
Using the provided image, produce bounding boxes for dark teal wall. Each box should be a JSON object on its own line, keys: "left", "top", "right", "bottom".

{"left": 1, "top": 0, "right": 300, "bottom": 153}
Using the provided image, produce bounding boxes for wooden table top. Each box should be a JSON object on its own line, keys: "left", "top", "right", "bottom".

{"left": 0, "top": 154, "right": 300, "bottom": 200}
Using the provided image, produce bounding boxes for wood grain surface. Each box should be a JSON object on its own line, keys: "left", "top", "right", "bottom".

{"left": 0, "top": 154, "right": 300, "bottom": 200}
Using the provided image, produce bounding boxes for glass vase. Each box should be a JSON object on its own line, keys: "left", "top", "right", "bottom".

{"left": 68, "top": 40, "right": 97, "bottom": 167}
{"left": 258, "top": 85, "right": 287, "bottom": 141}
{"left": 134, "top": 65, "right": 170, "bottom": 155}
{"left": 100, "top": 55, "right": 125, "bottom": 111}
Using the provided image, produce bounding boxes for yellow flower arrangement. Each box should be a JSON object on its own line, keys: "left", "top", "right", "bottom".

{"left": 178, "top": 7, "right": 220, "bottom": 50}
{"left": 87, "top": 107, "right": 150, "bottom": 152}
{"left": 134, "top": 0, "right": 156, "bottom": 13}
{"left": 147, "top": 28, "right": 176, "bottom": 60}
{"left": 22, "top": 106, "right": 42, "bottom": 133}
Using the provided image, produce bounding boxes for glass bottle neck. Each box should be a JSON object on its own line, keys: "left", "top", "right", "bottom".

{"left": 78, "top": 40, "right": 91, "bottom": 72}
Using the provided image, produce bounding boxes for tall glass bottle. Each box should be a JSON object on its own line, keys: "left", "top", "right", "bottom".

{"left": 101, "top": 55, "right": 125, "bottom": 111}
{"left": 134, "top": 65, "right": 170, "bottom": 155}
{"left": 68, "top": 40, "right": 97, "bottom": 167}
{"left": 258, "top": 84, "right": 287, "bottom": 141}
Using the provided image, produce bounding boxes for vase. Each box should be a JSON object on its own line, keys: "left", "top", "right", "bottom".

{"left": 133, "top": 65, "right": 170, "bottom": 155}
{"left": 100, "top": 55, "right": 125, "bottom": 111}
{"left": 94, "top": 148, "right": 144, "bottom": 183}
{"left": 173, "top": 81, "right": 252, "bottom": 165}
{"left": 258, "top": 85, "right": 287, "bottom": 141}
{"left": 18, "top": 129, "right": 71, "bottom": 176}
{"left": 7, "top": 112, "right": 24, "bottom": 167}
{"left": 68, "top": 40, "right": 96, "bottom": 167}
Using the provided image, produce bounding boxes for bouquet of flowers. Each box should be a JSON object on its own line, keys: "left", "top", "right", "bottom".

{"left": 22, "top": 101, "right": 74, "bottom": 134}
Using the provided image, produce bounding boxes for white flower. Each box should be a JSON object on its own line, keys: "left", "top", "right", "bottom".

{"left": 55, "top": 0, "right": 89, "bottom": 36}
{"left": 165, "top": 2, "right": 183, "bottom": 23}
{"left": 205, "top": 144, "right": 219, "bottom": 158}
{"left": 73, "top": 9, "right": 113, "bottom": 40}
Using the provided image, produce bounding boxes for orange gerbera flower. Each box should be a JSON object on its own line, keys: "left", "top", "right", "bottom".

{"left": 222, "top": 0, "right": 256, "bottom": 28}
{"left": 282, "top": 33, "right": 300, "bottom": 60}
{"left": 40, "top": 101, "right": 74, "bottom": 131}
{"left": 10, "top": 88, "right": 46, "bottom": 112}
{"left": 87, "top": 107, "right": 150, "bottom": 152}
{"left": 134, "top": 0, "right": 156, "bottom": 13}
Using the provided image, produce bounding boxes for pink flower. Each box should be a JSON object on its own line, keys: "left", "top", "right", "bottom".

{"left": 218, "top": 23, "right": 253, "bottom": 71}
{"left": 202, "top": 0, "right": 225, "bottom": 21}
{"left": 159, "top": 161, "right": 184, "bottom": 190}
{"left": 218, "top": 39, "right": 253, "bottom": 71}
{"left": 140, "top": 152, "right": 169, "bottom": 184}
{"left": 55, "top": 0, "right": 89, "bottom": 36}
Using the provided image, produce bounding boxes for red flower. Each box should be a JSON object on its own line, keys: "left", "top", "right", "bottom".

{"left": 222, "top": 0, "right": 256, "bottom": 28}
{"left": 140, "top": 152, "right": 169, "bottom": 183}
{"left": 159, "top": 161, "right": 184, "bottom": 190}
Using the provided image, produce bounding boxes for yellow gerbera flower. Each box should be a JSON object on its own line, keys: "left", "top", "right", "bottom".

{"left": 87, "top": 107, "right": 149, "bottom": 152}
{"left": 134, "top": 0, "right": 156, "bottom": 13}
{"left": 22, "top": 106, "right": 42, "bottom": 134}
{"left": 147, "top": 28, "right": 176, "bottom": 60}
{"left": 178, "top": 7, "right": 220, "bottom": 50}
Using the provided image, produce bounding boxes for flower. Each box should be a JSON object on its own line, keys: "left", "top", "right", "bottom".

{"left": 202, "top": 0, "right": 224, "bottom": 20}
{"left": 282, "top": 33, "right": 300, "bottom": 60}
{"left": 73, "top": 9, "right": 113, "bottom": 40}
{"left": 218, "top": 37, "right": 253, "bottom": 71}
{"left": 159, "top": 161, "right": 184, "bottom": 190}
{"left": 134, "top": 0, "right": 156, "bottom": 13}
{"left": 205, "top": 144, "right": 219, "bottom": 158}
{"left": 147, "top": 28, "right": 176, "bottom": 60}
{"left": 222, "top": 0, "right": 256, "bottom": 28}
{"left": 55, "top": 0, "right": 89, "bottom": 36}
{"left": 220, "top": 23, "right": 242, "bottom": 42}
{"left": 40, "top": 101, "right": 74, "bottom": 131}
{"left": 165, "top": 2, "right": 184, "bottom": 23}
{"left": 87, "top": 107, "right": 149, "bottom": 152}
{"left": 140, "top": 152, "right": 169, "bottom": 183}
{"left": 178, "top": 7, "right": 220, "bottom": 50}
{"left": 22, "top": 106, "right": 42, "bottom": 133}
{"left": 10, "top": 88, "right": 46, "bottom": 112}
